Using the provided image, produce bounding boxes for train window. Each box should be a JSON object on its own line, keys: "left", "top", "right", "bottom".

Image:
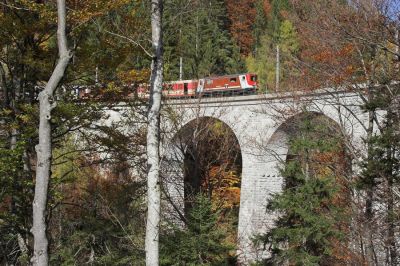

{"left": 207, "top": 80, "right": 213, "bottom": 84}
{"left": 230, "top": 78, "right": 237, "bottom": 82}
{"left": 251, "top": 75, "right": 257, "bottom": 81}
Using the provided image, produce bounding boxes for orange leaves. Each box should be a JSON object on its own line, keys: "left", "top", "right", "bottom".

{"left": 290, "top": 0, "right": 395, "bottom": 90}
{"left": 328, "top": 238, "right": 367, "bottom": 266}
{"left": 225, "top": 0, "right": 256, "bottom": 55}
{"left": 301, "top": 41, "right": 358, "bottom": 87}
{"left": 202, "top": 165, "right": 241, "bottom": 210}
{"left": 263, "top": 0, "right": 272, "bottom": 15}
{"left": 312, "top": 151, "right": 339, "bottom": 164}
{"left": 338, "top": 43, "right": 355, "bottom": 57}
{"left": 312, "top": 44, "right": 354, "bottom": 65}
{"left": 312, "top": 49, "right": 334, "bottom": 63}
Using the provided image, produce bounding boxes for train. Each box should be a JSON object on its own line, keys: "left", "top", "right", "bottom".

{"left": 138, "top": 73, "right": 258, "bottom": 98}
{"left": 78, "top": 73, "right": 258, "bottom": 99}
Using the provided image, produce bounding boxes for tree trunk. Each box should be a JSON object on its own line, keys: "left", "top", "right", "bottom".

{"left": 365, "top": 99, "right": 377, "bottom": 266}
{"left": 31, "top": 1, "right": 71, "bottom": 265}
{"left": 275, "top": 44, "right": 280, "bottom": 92}
{"left": 145, "top": 0, "right": 163, "bottom": 265}
{"left": 0, "top": 64, "right": 9, "bottom": 108}
{"left": 179, "top": 57, "right": 183, "bottom": 80}
{"left": 386, "top": 109, "right": 397, "bottom": 265}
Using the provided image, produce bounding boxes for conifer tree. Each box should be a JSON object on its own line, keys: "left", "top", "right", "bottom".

{"left": 261, "top": 113, "right": 350, "bottom": 265}
{"left": 246, "top": 18, "right": 299, "bottom": 91}
{"left": 163, "top": 0, "right": 244, "bottom": 80}
{"left": 245, "top": 0, "right": 300, "bottom": 91}
{"left": 285, "top": 1, "right": 400, "bottom": 263}
{"left": 359, "top": 86, "right": 400, "bottom": 265}
{"left": 253, "top": 0, "right": 269, "bottom": 52}
{"left": 160, "top": 194, "right": 235, "bottom": 265}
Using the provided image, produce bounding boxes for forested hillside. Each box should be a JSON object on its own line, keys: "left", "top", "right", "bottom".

{"left": 0, "top": 0, "right": 399, "bottom": 265}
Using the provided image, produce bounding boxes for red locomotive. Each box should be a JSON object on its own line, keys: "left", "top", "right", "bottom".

{"left": 198, "top": 73, "right": 257, "bottom": 95}
{"left": 138, "top": 73, "right": 257, "bottom": 98}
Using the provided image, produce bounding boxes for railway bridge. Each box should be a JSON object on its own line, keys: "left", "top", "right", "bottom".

{"left": 159, "top": 89, "right": 370, "bottom": 263}
{"left": 109, "top": 89, "right": 369, "bottom": 263}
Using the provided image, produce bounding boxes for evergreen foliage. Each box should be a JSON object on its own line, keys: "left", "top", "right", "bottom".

{"left": 252, "top": 0, "right": 270, "bottom": 51}
{"left": 0, "top": 0, "right": 398, "bottom": 264}
{"left": 259, "top": 113, "right": 349, "bottom": 265}
{"left": 358, "top": 86, "right": 400, "bottom": 265}
{"left": 0, "top": 1, "right": 147, "bottom": 263}
{"left": 246, "top": 19, "right": 299, "bottom": 91}
{"left": 50, "top": 150, "right": 146, "bottom": 265}
{"left": 246, "top": 0, "right": 299, "bottom": 91}
{"left": 0, "top": 138, "right": 33, "bottom": 264}
{"left": 160, "top": 194, "right": 236, "bottom": 265}
{"left": 163, "top": 0, "right": 244, "bottom": 80}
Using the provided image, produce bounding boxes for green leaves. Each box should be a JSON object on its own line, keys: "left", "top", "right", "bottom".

{"left": 160, "top": 194, "right": 236, "bottom": 265}
{"left": 246, "top": 18, "right": 299, "bottom": 91}
{"left": 279, "top": 20, "right": 299, "bottom": 54}
{"left": 260, "top": 113, "right": 349, "bottom": 265}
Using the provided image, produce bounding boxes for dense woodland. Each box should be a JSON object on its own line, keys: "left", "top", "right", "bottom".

{"left": 0, "top": 0, "right": 399, "bottom": 265}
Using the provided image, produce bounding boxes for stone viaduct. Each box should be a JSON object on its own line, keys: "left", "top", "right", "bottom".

{"left": 159, "top": 89, "right": 371, "bottom": 263}
{"left": 109, "top": 89, "right": 370, "bottom": 264}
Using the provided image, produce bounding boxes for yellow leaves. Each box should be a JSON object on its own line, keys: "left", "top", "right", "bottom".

{"left": 203, "top": 166, "right": 241, "bottom": 210}
{"left": 103, "top": 82, "right": 123, "bottom": 94}
{"left": 1, "top": 108, "right": 13, "bottom": 116}
{"left": 5, "top": 0, "right": 133, "bottom": 33}
{"left": 117, "top": 68, "right": 150, "bottom": 84}
{"left": 17, "top": 0, "right": 56, "bottom": 21}
{"left": 68, "top": 0, "right": 131, "bottom": 25}
{"left": 38, "top": 34, "right": 54, "bottom": 52}
{"left": 210, "top": 121, "right": 224, "bottom": 136}
{"left": 17, "top": 113, "right": 31, "bottom": 124}
{"left": 311, "top": 150, "right": 337, "bottom": 178}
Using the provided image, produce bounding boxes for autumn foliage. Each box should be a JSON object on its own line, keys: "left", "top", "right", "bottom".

{"left": 225, "top": 0, "right": 257, "bottom": 56}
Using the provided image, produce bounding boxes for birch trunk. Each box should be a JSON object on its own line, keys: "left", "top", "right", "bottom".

{"left": 145, "top": 0, "right": 163, "bottom": 265}
{"left": 31, "top": 1, "right": 71, "bottom": 265}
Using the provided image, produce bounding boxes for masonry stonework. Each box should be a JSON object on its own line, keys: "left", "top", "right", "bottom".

{"left": 160, "top": 91, "right": 368, "bottom": 264}
{"left": 107, "top": 90, "right": 368, "bottom": 264}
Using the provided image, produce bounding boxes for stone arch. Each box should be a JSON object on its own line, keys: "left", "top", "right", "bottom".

{"left": 161, "top": 116, "right": 243, "bottom": 231}
{"left": 247, "top": 111, "right": 350, "bottom": 261}
{"left": 265, "top": 111, "right": 348, "bottom": 171}
{"left": 160, "top": 101, "right": 359, "bottom": 264}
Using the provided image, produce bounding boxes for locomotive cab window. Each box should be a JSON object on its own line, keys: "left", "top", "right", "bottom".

{"left": 251, "top": 75, "right": 257, "bottom": 81}
{"left": 230, "top": 78, "right": 237, "bottom": 82}
{"left": 207, "top": 80, "right": 213, "bottom": 85}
